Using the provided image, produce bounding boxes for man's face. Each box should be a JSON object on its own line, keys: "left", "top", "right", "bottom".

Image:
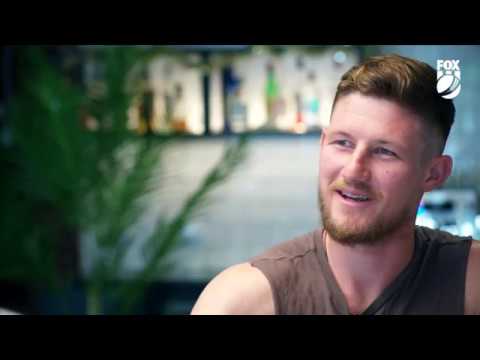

{"left": 319, "top": 93, "right": 429, "bottom": 246}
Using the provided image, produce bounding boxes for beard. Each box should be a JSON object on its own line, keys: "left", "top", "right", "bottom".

{"left": 318, "top": 187, "right": 414, "bottom": 247}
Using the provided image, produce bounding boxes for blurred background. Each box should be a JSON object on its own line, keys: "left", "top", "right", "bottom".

{"left": 1, "top": 45, "right": 480, "bottom": 315}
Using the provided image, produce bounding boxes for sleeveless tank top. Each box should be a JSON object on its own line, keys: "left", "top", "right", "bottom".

{"left": 249, "top": 226, "right": 473, "bottom": 315}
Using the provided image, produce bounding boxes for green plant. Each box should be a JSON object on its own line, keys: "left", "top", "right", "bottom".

{"left": 2, "top": 46, "right": 249, "bottom": 314}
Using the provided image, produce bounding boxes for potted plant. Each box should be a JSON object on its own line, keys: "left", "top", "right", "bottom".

{"left": 1, "top": 45, "right": 248, "bottom": 314}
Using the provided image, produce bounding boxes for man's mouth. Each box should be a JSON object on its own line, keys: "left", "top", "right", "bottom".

{"left": 336, "top": 190, "right": 371, "bottom": 202}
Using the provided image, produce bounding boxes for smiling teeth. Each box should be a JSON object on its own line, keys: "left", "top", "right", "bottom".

{"left": 341, "top": 191, "right": 369, "bottom": 201}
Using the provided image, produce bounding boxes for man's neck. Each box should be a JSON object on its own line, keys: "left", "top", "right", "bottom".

{"left": 324, "top": 223, "right": 416, "bottom": 314}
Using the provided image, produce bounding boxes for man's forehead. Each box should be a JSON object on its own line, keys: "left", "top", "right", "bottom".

{"left": 327, "top": 94, "right": 425, "bottom": 143}
{"left": 331, "top": 93, "right": 421, "bottom": 123}
{"left": 326, "top": 118, "right": 423, "bottom": 144}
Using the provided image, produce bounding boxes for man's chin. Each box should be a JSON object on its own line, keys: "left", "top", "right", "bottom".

{"left": 322, "top": 210, "right": 390, "bottom": 246}
{"left": 323, "top": 213, "right": 411, "bottom": 247}
{"left": 329, "top": 212, "right": 375, "bottom": 232}
{"left": 319, "top": 194, "right": 414, "bottom": 247}
{"left": 326, "top": 223, "right": 380, "bottom": 247}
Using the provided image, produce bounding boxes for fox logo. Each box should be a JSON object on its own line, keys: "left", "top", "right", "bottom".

{"left": 437, "top": 60, "right": 461, "bottom": 99}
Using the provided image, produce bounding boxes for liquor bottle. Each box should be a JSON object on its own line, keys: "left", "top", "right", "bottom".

{"left": 140, "top": 87, "right": 154, "bottom": 136}
{"left": 265, "top": 62, "right": 283, "bottom": 129}
{"left": 293, "top": 92, "right": 306, "bottom": 134}
{"left": 302, "top": 71, "right": 320, "bottom": 130}
{"left": 171, "top": 84, "right": 188, "bottom": 133}
{"left": 223, "top": 66, "right": 245, "bottom": 133}
{"left": 228, "top": 87, "right": 248, "bottom": 133}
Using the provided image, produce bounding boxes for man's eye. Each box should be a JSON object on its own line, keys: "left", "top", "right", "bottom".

{"left": 332, "top": 140, "right": 352, "bottom": 148}
{"left": 374, "top": 147, "right": 396, "bottom": 157}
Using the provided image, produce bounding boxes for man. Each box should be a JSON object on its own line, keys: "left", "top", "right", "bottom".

{"left": 191, "top": 54, "right": 480, "bottom": 315}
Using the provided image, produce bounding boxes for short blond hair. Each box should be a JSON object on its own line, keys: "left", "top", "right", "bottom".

{"left": 333, "top": 54, "right": 455, "bottom": 154}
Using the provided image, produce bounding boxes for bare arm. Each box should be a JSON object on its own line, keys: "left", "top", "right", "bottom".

{"left": 190, "top": 262, "right": 275, "bottom": 315}
{"left": 465, "top": 241, "right": 480, "bottom": 315}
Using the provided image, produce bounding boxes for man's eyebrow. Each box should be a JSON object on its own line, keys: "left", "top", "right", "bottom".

{"left": 328, "top": 130, "right": 353, "bottom": 138}
{"left": 328, "top": 131, "right": 406, "bottom": 151}
{"left": 374, "top": 139, "right": 405, "bottom": 151}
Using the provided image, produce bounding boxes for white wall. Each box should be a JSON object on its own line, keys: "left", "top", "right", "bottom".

{"left": 80, "top": 136, "right": 322, "bottom": 282}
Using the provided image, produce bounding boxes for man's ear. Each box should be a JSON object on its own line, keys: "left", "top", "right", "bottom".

{"left": 423, "top": 155, "right": 453, "bottom": 192}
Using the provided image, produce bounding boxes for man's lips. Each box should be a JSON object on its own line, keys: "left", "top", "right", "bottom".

{"left": 334, "top": 188, "right": 374, "bottom": 202}
{"left": 328, "top": 178, "right": 382, "bottom": 203}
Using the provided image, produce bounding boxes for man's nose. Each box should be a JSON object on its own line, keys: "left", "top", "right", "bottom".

{"left": 341, "top": 148, "right": 371, "bottom": 183}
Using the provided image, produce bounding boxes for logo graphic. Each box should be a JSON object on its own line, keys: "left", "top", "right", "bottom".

{"left": 437, "top": 60, "right": 461, "bottom": 99}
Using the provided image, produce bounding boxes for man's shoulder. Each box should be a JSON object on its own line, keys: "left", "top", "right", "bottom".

{"left": 416, "top": 225, "right": 473, "bottom": 244}
{"left": 250, "top": 228, "right": 320, "bottom": 264}
{"left": 191, "top": 229, "right": 323, "bottom": 315}
{"left": 465, "top": 240, "right": 480, "bottom": 314}
{"left": 416, "top": 226, "right": 478, "bottom": 314}
{"left": 191, "top": 263, "right": 275, "bottom": 315}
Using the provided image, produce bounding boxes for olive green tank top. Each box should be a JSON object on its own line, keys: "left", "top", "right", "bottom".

{"left": 249, "top": 226, "right": 473, "bottom": 315}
